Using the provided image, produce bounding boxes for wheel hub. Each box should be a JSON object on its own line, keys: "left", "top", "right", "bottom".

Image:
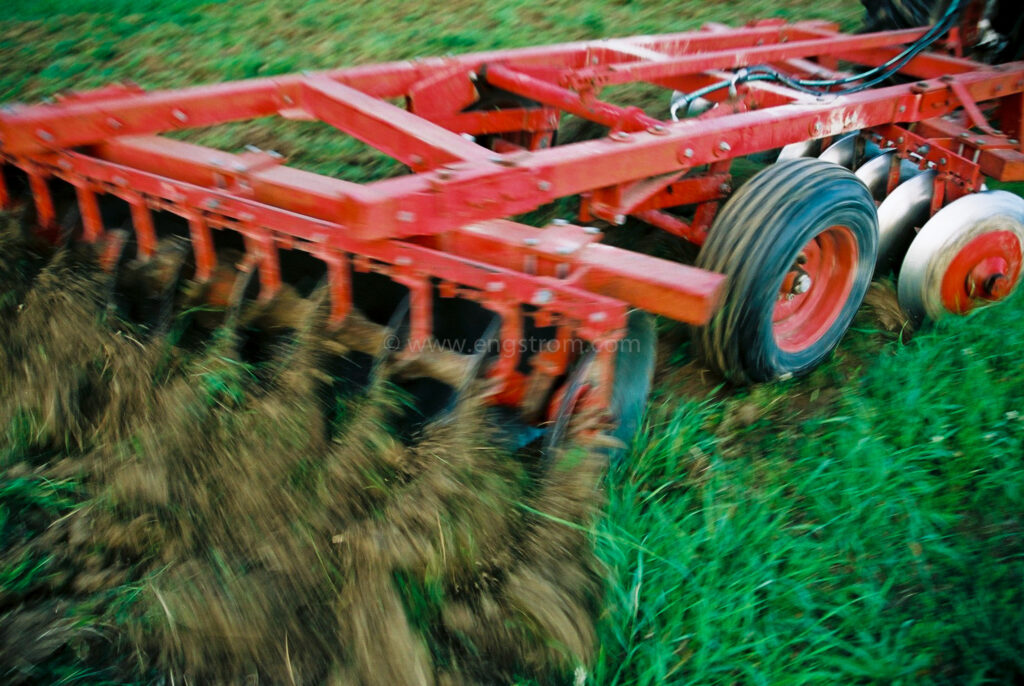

{"left": 772, "top": 225, "right": 859, "bottom": 353}
{"left": 942, "top": 230, "right": 1022, "bottom": 312}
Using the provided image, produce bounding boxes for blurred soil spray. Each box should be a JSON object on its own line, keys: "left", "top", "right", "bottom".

{"left": 0, "top": 211, "right": 608, "bottom": 685}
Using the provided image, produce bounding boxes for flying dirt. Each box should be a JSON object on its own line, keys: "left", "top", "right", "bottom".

{"left": 0, "top": 213, "right": 611, "bottom": 684}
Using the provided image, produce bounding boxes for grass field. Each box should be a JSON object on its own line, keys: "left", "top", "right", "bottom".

{"left": 3, "top": 0, "right": 1024, "bottom": 684}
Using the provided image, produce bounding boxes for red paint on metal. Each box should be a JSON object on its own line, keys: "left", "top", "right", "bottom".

{"left": 772, "top": 225, "right": 858, "bottom": 353}
{"left": 129, "top": 200, "right": 157, "bottom": 259}
{"left": 941, "top": 230, "right": 1023, "bottom": 313}
{"left": 485, "top": 64, "right": 663, "bottom": 133}
{"left": 3, "top": 20, "right": 1024, "bottom": 413}
{"left": 74, "top": 184, "right": 104, "bottom": 242}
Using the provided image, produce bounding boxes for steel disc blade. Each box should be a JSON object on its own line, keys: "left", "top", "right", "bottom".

{"left": 854, "top": 151, "right": 921, "bottom": 201}
{"left": 778, "top": 138, "right": 822, "bottom": 161}
{"left": 876, "top": 170, "right": 935, "bottom": 274}
{"left": 541, "top": 309, "right": 656, "bottom": 460}
{"left": 608, "top": 309, "right": 656, "bottom": 450}
{"left": 898, "top": 190, "right": 1024, "bottom": 324}
{"left": 861, "top": 139, "right": 885, "bottom": 163}
{"left": 819, "top": 133, "right": 859, "bottom": 168}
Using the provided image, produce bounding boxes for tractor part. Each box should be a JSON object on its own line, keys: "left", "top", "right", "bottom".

{"left": 898, "top": 190, "right": 1024, "bottom": 323}
{"left": 694, "top": 159, "right": 878, "bottom": 383}
{"left": 855, "top": 150, "right": 923, "bottom": 201}
{"left": 876, "top": 169, "right": 936, "bottom": 273}
{"left": 862, "top": 0, "right": 1022, "bottom": 62}
{"left": 2, "top": 16, "right": 1024, "bottom": 440}
{"left": 543, "top": 309, "right": 657, "bottom": 457}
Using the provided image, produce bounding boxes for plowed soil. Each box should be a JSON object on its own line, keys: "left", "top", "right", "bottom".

{"left": 0, "top": 213, "right": 606, "bottom": 685}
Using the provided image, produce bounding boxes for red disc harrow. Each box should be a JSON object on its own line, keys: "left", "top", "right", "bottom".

{"left": 3, "top": 16, "right": 1024, "bottom": 439}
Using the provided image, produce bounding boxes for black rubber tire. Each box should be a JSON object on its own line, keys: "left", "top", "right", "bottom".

{"left": 861, "top": 0, "right": 942, "bottom": 32}
{"left": 861, "top": 0, "right": 1022, "bottom": 62}
{"left": 693, "top": 159, "right": 878, "bottom": 383}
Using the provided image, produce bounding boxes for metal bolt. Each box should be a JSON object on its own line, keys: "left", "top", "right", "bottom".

{"left": 960, "top": 132, "right": 970, "bottom": 139}
{"left": 1011, "top": 139, "right": 1020, "bottom": 145}
{"left": 172, "top": 109, "right": 188, "bottom": 122}
{"left": 556, "top": 244, "right": 574, "bottom": 255}
{"left": 584, "top": 226, "right": 601, "bottom": 235}
{"left": 589, "top": 312, "right": 607, "bottom": 322}
{"left": 719, "top": 183, "right": 731, "bottom": 193}
{"left": 897, "top": 136, "right": 904, "bottom": 144}
{"left": 683, "top": 148, "right": 695, "bottom": 158}
{"left": 792, "top": 273, "right": 812, "bottom": 295}
{"left": 813, "top": 122, "right": 823, "bottom": 134}
{"left": 107, "top": 117, "right": 122, "bottom": 130}
{"left": 524, "top": 237, "right": 540, "bottom": 246}
{"left": 538, "top": 180, "right": 552, "bottom": 191}
{"left": 395, "top": 256, "right": 412, "bottom": 266}
{"left": 205, "top": 198, "right": 221, "bottom": 209}
{"left": 533, "top": 289, "right": 553, "bottom": 305}
{"left": 939, "top": 157, "right": 948, "bottom": 165}
{"left": 35, "top": 129, "right": 54, "bottom": 142}
{"left": 611, "top": 131, "right": 631, "bottom": 141}
{"left": 614, "top": 214, "right": 626, "bottom": 225}
{"left": 976, "top": 138, "right": 986, "bottom": 145}
{"left": 231, "top": 162, "right": 247, "bottom": 172}
{"left": 718, "top": 140, "right": 731, "bottom": 152}
{"left": 486, "top": 281, "right": 504, "bottom": 292}
{"left": 898, "top": 105, "right": 907, "bottom": 113}
{"left": 396, "top": 210, "right": 416, "bottom": 222}
{"left": 552, "top": 218, "right": 569, "bottom": 226}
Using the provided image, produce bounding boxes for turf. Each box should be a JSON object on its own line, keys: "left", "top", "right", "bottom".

{"left": 2, "top": 0, "right": 1024, "bottom": 684}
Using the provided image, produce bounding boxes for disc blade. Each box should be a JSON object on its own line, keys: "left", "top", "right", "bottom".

{"left": 876, "top": 170, "right": 935, "bottom": 274}
{"left": 855, "top": 151, "right": 921, "bottom": 201}
{"left": 898, "top": 190, "right": 1024, "bottom": 323}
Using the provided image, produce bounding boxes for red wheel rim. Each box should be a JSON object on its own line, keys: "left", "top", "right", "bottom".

{"left": 940, "top": 230, "right": 1022, "bottom": 315}
{"left": 772, "top": 225, "right": 859, "bottom": 353}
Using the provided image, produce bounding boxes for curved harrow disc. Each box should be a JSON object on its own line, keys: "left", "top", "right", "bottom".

{"left": 898, "top": 190, "right": 1024, "bottom": 323}
{"left": 875, "top": 170, "right": 936, "bottom": 274}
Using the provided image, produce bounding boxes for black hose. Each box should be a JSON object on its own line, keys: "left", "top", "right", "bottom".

{"left": 673, "top": 0, "right": 963, "bottom": 111}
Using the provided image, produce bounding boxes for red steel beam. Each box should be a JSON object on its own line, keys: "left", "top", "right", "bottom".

{"left": 836, "top": 47, "right": 983, "bottom": 79}
{"left": 25, "top": 140, "right": 725, "bottom": 325}
{"left": 349, "top": 67, "right": 1024, "bottom": 239}
{"left": 563, "top": 28, "right": 928, "bottom": 88}
{"left": 483, "top": 64, "right": 663, "bottom": 132}
{"left": 0, "top": 21, "right": 879, "bottom": 156}
{"left": 56, "top": 64, "right": 1024, "bottom": 243}
{"left": 298, "top": 76, "right": 492, "bottom": 169}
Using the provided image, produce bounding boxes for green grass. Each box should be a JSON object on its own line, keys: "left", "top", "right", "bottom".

{"left": 595, "top": 300, "right": 1024, "bottom": 683}
{"left": 3, "top": 0, "right": 1024, "bottom": 683}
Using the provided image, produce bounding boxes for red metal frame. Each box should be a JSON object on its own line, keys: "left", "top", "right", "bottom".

{"left": 3, "top": 18, "right": 1024, "bottom": 412}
